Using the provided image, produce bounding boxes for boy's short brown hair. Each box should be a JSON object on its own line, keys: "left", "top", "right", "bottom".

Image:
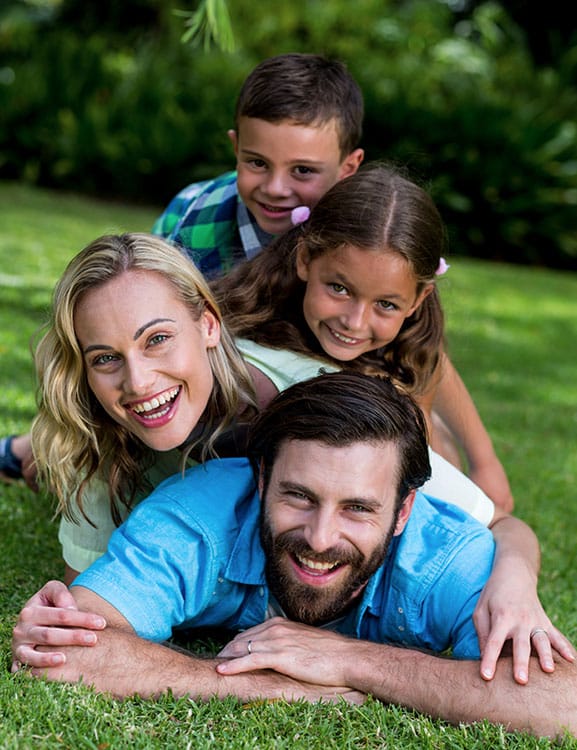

{"left": 234, "top": 53, "right": 363, "bottom": 157}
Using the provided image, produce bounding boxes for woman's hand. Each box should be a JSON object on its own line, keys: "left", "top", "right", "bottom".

{"left": 11, "top": 580, "right": 106, "bottom": 671}
{"left": 474, "top": 565, "right": 575, "bottom": 684}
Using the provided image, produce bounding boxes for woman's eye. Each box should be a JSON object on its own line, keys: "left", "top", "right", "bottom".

{"left": 149, "top": 334, "right": 169, "bottom": 346}
{"left": 92, "top": 353, "right": 118, "bottom": 366}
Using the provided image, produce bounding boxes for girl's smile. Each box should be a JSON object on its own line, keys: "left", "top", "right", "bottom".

{"left": 296, "top": 243, "right": 432, "bottom": 362}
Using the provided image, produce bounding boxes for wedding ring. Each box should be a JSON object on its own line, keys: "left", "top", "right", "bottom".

{"left": 530, "top": 627, "right": 548, "bottom": 639}
{"left": 247, "top": 639, "right": 253, "bottom": 655}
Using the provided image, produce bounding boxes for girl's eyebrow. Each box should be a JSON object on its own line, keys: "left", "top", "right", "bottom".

{"left": 82, "top": 318, "right": 176, "bottom": 354}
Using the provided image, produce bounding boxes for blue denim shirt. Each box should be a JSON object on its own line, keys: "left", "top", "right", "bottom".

{"left": 74, "top": 458, "right": 494, "bottom": 659}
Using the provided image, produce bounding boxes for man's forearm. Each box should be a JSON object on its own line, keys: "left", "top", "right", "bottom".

{"left": 36, "top": 625, "right": 362, "bottom": 704}
{"left": 346, "top": 642, "right": 577, "bottom": 737}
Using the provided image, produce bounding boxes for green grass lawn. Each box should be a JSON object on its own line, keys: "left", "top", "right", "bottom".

{"left": 1, "top": 181, "right": 577, "bottom": 748}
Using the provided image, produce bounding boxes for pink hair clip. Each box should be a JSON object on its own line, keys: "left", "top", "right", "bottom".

{"left": 291, "top": 206, "right": 311, "bottom": 226}
{"left": 435, "top": 257, "right": 450, "bottom": 276}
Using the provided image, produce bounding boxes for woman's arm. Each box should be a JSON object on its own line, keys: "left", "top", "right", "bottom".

{"left": 430, "top": 355, "right": 515, "bottom": 511}
{"left": 478, "top": 508, "right": 575, "bottom": 683}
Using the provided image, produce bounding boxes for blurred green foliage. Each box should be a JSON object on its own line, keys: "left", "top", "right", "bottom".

{"left": 1, "top": 0, "right": 577, "bottom": 268}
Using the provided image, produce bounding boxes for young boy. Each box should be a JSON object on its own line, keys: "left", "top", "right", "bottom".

{"left": 0, "top": 53, "right": 365, "bottom": 482}
{"left": 152, "top": 53, "right": 365, "bottom": 278}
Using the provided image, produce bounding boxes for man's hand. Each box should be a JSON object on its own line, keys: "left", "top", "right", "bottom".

{"left": 216, "top": 617, "right": 361, "bottom": 686}
{"left": 11, "top": 580, "right": 106, "bottom": 672}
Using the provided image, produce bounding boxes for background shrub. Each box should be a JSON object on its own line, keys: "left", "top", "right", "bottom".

{"left": 1, "top": 0, "right": 577, "bottom": 268}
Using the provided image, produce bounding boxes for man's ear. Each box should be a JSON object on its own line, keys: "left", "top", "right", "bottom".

{"left": 296, "top": 240, "right": 311, "bottom": 282}
{"left": 227, "top": 129, "right": 239, "bottom": 156}
{"left": 337, "top": 148, "right": 364, "bottom": 180}
{"left": 393, "top": 489, "right": 416, "bottom": 536}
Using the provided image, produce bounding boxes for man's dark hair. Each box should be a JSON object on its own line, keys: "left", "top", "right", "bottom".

{"left": 234, "top": 53, "right": 363, "bottom": 156}
{"left": 247, "top": 371, "right": 431, "bottom": 508}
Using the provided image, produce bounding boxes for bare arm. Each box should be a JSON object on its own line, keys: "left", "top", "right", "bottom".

{"left": 431, "top": 356, "right": 514, "bottom": 511}
{"left": 477, "top": 509, "right": 575, "bottom": 683}
{"left": 217, "top": 619, "right": 577, "bottom": 738}
{"left": 17, "top": 586, "right": 363, "bottom": 705}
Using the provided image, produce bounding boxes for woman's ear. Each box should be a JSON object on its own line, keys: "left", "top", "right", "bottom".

{"left": 201, "top": 307, "right": 221, "bottom": 349}
{"left": 296, "top": 241, "right": 311, "bottom": 282}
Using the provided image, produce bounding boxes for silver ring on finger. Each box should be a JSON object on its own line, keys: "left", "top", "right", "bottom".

{"left": 530, "top": 627, "right": 549, "bottom": 640}
{"left": 247, "top": 639, "right": 253, "bottom": 655}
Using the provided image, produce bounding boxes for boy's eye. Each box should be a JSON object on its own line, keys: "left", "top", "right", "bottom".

{"left": 248, "top": 158, "right": 267, "bottom": 169}
{"left": 377, "top": 299, "right": 396, "bottom": 311}
{"left": 294, "top": 166, "right": 315, "bottom": 176}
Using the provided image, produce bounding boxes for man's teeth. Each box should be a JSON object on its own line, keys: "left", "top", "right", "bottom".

{"left": 296, "top": 553, "right": 340, "bottom": 572}
{"left": 132, "top": 387, "right": 179, "bottom": 415}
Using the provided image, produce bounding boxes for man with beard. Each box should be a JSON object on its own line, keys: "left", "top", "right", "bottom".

{"left": 13, "top": 373, "right": 577, "bottom": 737}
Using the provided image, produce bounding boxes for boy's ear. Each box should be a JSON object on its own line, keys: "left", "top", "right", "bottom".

{"left": 227, "top": 129, "right": 239, "bottom": 156}
{"left": 295, "top": 241, "right": 311, "bottom": 281}
{"left": 393, "top": 489, "right": 416, "bottom": 536}
{"left": 338, "top": 148, "right": 364, "bottom": 180}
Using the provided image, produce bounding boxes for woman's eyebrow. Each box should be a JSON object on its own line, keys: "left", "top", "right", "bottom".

{"left": 133, "top": 318, "right": 176, "bottom": 340}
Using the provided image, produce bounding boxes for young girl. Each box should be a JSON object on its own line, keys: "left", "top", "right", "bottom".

{"left": 212, "top": 162, "right": 513, "bottom": 511}
{"left": 12, "top": 230, "right": 572, "bottom": 685}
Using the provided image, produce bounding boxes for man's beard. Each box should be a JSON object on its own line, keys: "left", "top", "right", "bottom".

{"left": 260, "top": 511, "right": 398, "bottom": 626}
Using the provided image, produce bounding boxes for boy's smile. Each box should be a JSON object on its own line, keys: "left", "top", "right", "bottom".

{"left": 230, "top": 117, "right": 363, "bottom": 236}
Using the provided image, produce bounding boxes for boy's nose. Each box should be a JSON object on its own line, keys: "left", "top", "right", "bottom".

{"left": 262, "top": 171, "right": 292, "bottom": 198}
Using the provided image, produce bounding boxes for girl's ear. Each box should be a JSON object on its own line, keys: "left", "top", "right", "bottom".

{"left": 393, "top": 490, "right": 416, "bottom": 536}
{"left": 296, "top": 241, "right": 311, "bottom": 282}
{"left": 407, "top": 283, "right": 434, "bottom": 317}
{"left": 201, "top": 307, "right": 222, "bottom": 349}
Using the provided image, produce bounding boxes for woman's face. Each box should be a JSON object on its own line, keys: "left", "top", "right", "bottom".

{"left": 296, "top": 243, "right": 432, "bottom": 362}
{"left": 74, "top": 270, "right": 220, "bottom": 452}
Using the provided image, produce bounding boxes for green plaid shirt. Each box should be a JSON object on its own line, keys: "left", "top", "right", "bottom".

{"left": 152, "top": 171, "right": 272, "bottom": 278}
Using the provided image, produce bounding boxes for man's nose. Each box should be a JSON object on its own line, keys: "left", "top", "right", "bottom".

{"left": 303, "top": 509, "right": 340, "bottom": 553}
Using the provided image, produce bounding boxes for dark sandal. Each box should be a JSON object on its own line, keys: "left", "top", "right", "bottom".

{"left": 0, "top": 435, "right": 23, "bottom": 480}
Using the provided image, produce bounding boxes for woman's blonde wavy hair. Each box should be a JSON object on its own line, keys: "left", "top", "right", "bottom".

{"left": 31, "top": 233, "right": 256, "bottom": 523}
